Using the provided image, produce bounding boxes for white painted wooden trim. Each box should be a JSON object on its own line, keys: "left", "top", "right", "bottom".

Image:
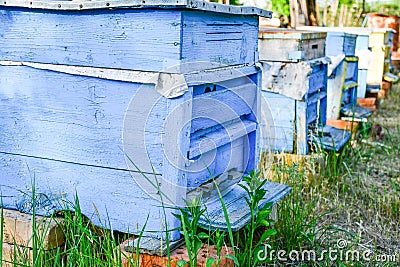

{"left": 0, "top": 61, "right": 259, "bottom": 98}
{"left": 0, "top": 0, "right": 272, "bottom": 17}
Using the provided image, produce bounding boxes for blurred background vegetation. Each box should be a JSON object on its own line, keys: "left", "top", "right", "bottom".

{"left": 210, "top": 0, "right": 399, "bottom": 27}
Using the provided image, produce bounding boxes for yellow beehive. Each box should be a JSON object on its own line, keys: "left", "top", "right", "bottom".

{"left": 366, "top": 28, "right": 395, "bottom": 90}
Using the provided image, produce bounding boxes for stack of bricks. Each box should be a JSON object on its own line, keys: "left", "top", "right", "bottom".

{"left": 119, "top": 239, "right": 234, "bottom": 267}
{"left": 1, "top": 209, "right": 64, "bottom": 266}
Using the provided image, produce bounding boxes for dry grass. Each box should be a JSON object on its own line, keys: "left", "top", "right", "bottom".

{"left": 260, "top": 83, "right": 400, "bottom": 265}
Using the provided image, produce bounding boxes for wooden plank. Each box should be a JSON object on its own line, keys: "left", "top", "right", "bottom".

{"left": 300, "top": 38, "right": 326, "bottom": 61}
{"left": 260, "top": 127, "right": 295, "bottom": 153}
{"left": 189, "top": 120, "right": 256, "bottom": 159}
{"left": 296, "top": 101, "right": 308, "bottom": 155}
{"left": 357, "top": 69, "right": 368, "bottom": 98}
{"left": 258, "top": 29, "right": 326, "bottom": 62}
{"left": 366, "top": 45, "right": 389, "bottom": 87}
{"left": 198, "top": 181, "right": 291, "bottom": 231}
{"left": 308, "top": 69, "right": 327, "bottom": 95}
{"left": 187, "top": 137, "right": 246, "bottom": 189}
{"left": 0, "top": 65, "right": 165, "bottom": 174}
{"left": 340, "top": 104, "right": 372, "bottom": 119}
{"left": 191, "top": 84, "right": 257, "bottom": 133}
{"left": 1, "top": 209, "right": 64, "bottom": 250}
{"left": 260, "top": 61, "right": 312, "bottom": 100}
{"left": 0, "top": 153, "right": 182, "bottom": 240}
{"left": 327, "top": 60, "right": 345, "bottom": 119}
{"left": 181, "top": 11, "right": 258, "bottom": 72}
{"left": 0, "top": 9, "right": 181, "bottom": 72}
{"left": 0, "top": 0, "right": 272, "bottom": 17}
{"left": 158, "top": 91, "right": 192, "bottom": 241}
{"left": 260, "top": 92, "right": 295, "bottom": 153}
{"left": 315, "top": 125, "right": 351, "bottom": 152}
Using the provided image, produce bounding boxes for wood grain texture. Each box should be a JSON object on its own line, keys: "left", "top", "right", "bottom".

{"left": 0, "top": 65, "right": 141, "bottom": 170}
{"left": 344, "top": 58, "right": 358, "bottom": 84}
{"left": 0, "top": 8, "right": 259, "bottom": 73}
{"left": 260, "top": 60, "right": 328, "bottom": 154}
{"left": 327, "top": 60, "right": 345, "bottom": 119}
{"left": 258, "top": 30, "right": 326, "bottom": 62}
{"left": 0, "top": 4, "right": 262, "bottom": 240}
{"left": 198, "top": 180, "right": 291, "bottom": 231}
{"left": 0, "top": 153, "right": 172, "bottom": 239}
{"left": 260, "top": 92, "right": 295, "bottom": 153}
{"left": 0, "top": 63, "right": 261, "bottom": 240}
{"left": 191, "top": 83, "right": 257, "bottom": 133}
{"left": 316, "top": 125, "right": 351, "bottom": 152}
{"left": 181, "top": 11, "right": 258, "bottom": 71}
{"left": 0, "top": 9, "right": 181, "bottom": 72}
{"left": 342, "top": 34, "right": 357, "bottom": 56}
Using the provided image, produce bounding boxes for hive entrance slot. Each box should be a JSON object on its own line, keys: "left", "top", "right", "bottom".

{"left": 204, "top": 84, "right": 217, "bottom": 93}
{"left": 186, "top": 169, "right": 243, "bottom": 203}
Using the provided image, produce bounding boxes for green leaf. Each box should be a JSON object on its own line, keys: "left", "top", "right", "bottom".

{"left": 197, "top": 232, "right": 209, "bottom": 239}
{"left": 177, "top": 259, "right": 187, "bottom": 267}
{"left": 259, "top": 208, "right": 272, "bottom": 218}
{"left": 205, "top": 257, "right": 215, "bottom": 267}
{"left": 238, "top": 183, "right": 250, "bottom": 194}
{"left": 257, "top": 219, "right": 270, "bottom": 228}
{"left": 194, "top": 239, "right": 202, "bottom": 253}
{"left": 224, "top": 254, "right": 240, "bottom": 266}
{"left": 263, "top": 229, "right": 277, "bottom": 238}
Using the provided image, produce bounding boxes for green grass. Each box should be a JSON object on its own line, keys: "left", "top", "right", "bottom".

{"left": 1, "top": 86, "right": 399, "bottom": 267}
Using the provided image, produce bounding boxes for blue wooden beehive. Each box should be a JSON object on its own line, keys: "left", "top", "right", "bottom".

{"left": 298, "top": 27, "right": 372, "bottom": 120}
{"left": 258, "top": 29, "right": 351, "bottom": 154}
{"left": 0, "top": 0, "right": 291, "bottom": 242}
{"left": 338, "top": 28, "right": 373, "bottom": 99}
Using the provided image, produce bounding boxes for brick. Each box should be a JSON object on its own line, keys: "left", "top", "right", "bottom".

{"left": 365, "top": 92, "right": 381, "bottom": 109}
{"left": 1, "top": 209, "right": 64, "bottom": 249}
{"left": 120, "top": 239, "right": 234, "bottom": 267}
{"left": 2, "top": 242, "right": 32, "bottom": 267}
{"left": 357, "top": 97, "right": 376, "bottom": 106}
{"left": 357, "top": 98, "right": 377, "bottom": 112}
{"left": 326, "top": 119, "right": 359, "bottom": 133}
{"left": 2, "top": 240, "right": 65, "bottom": 267}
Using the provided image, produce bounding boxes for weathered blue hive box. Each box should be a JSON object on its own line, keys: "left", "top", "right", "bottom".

{"left": 351, "top": 30, "right": 371, "bottom": 99}
{"left": 298, "top": 27, "right": 372, "bottom": 120}
{"left": 258, "top": 29, "right": 351, "bottom": 154}
{"left": 0, "top": 0, "right": 292, "bottom": 242}
{"left": 258, "top": 29, "right": 326, "bottom": 62}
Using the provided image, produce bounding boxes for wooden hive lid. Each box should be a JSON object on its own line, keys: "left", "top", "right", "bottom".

{"left": 297, "top": 26, "right": 358, "bottom": 38}
{"left": 258, "top": 28, "right": 326, "bottom": 40}
{"left": 0, "top": 0, "right": 272, "bottom": 17}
